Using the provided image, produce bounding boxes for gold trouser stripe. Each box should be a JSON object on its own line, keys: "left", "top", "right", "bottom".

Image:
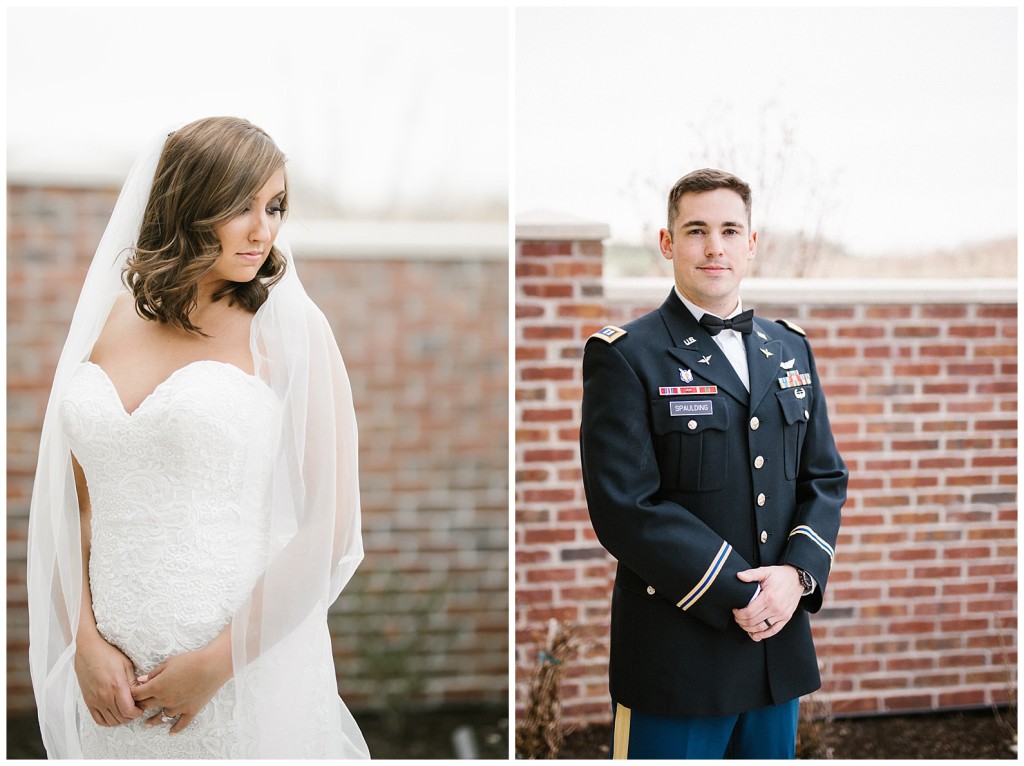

{"left": 612, "top": 702, "right": 631, "bottom": 759}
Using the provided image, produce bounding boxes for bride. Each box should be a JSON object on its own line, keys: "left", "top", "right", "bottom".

{"left": 27, "top": 117, "right": 370, "bottom": 758}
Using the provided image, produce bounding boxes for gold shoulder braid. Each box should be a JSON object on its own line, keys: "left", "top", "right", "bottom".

{"left": 775, "top": 319, "right": 806, "bottom": 337}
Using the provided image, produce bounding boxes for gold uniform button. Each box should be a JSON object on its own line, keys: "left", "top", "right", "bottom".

{"left": 754, "top": 455, "right": 765, "bottom": 469}
{"left": 687, "top": 420, "right": 698, "bottom": 430}
{"left": 646, "top": 585, "right": 656, "bottom": 595}
{"left": 750, "top": 416, "right": 760, "bottom": 430}
{"left": 757, "top": 493, "right": 766, "bottom": 506}
{"left": 760, "top": 530, "right": 768, "bottom": 544}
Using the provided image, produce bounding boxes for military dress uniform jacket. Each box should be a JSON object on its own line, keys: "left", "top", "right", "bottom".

{"left": 580, "top": 290, "right": 847, "bottom": 719}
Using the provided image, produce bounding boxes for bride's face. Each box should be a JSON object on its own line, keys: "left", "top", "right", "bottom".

{"left": 208, "top": 167, "right": 287, "bottom": 286}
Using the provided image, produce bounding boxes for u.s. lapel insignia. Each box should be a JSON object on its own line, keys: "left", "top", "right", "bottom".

{"left": 683, "top": 336, "right": 697, "bottom": 346}
{"left": 679, "top": 368, "right": 694, "bottom": 383}
{"left": 756, "top": 330, "right": 768, "bottom": 341}
{"left": 760, "top": 348, "right": 774, "bottom": 358}
{"left": 780, "top": 358, "right": 795, "bottom": 370}
{"left": 698, "top": 354, "right": 712, "bottom": 365}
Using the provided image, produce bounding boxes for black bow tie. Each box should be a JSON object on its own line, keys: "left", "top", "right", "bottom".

{"left": 699, "top": 309, "right": 754, "bottom": 336}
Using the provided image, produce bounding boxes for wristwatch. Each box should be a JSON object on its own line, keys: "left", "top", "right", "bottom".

{"left": 795, "top": 567, "right": 815, "bottom": 596}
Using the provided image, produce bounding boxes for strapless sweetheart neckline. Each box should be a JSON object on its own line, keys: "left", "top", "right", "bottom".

{"left": 82, "top": 359, "right": 262, "bottom": 417}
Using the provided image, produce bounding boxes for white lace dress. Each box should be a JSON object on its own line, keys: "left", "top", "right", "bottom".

{"left": 59, "top": 359, "right": 342, "bottom": 758}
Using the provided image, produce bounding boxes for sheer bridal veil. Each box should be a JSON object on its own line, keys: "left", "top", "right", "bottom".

{"left": 27, "top": 126, "right": 368, "bottom": 758}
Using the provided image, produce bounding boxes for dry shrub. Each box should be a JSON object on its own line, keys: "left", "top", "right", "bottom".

{"left": 796, "top": 692, "right": 836, "bottom": 759}
{"left": 515, "top": 621, "right": 579, "bottom": 759}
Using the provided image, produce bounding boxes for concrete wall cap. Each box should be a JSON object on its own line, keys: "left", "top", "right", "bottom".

{"left": 606, "top": 276, "right": 1017, "bottom": 305}
{"left": 289, "top": 219, "right": 506, "bottom": 260}
{"left": 516, "top": 210, "right": 610, "bottom": 242}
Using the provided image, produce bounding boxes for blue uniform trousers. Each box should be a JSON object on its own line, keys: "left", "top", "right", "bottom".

{"left": 610, "top": 698, "right": 799, "bottom": 759}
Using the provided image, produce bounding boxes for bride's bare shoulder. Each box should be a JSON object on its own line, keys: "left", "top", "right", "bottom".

{"left": 90, "top": 292, "right": 144, "bottom": 361}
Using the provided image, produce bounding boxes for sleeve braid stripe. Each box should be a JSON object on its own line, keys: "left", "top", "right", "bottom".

{"left": 788, "top": 525, "right": 835, "bottom": 562}
{"left": 676, "top": 541, "right": 732, "bottom": 611}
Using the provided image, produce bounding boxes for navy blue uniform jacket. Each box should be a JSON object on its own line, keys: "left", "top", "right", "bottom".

{"left": 580, "top": 291, "right": 847, "bottom": 718}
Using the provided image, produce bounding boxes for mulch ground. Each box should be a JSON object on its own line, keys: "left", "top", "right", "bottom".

{"left": 10, "top": 705, "right": 1015, "bottom": 759}
{"left": 7, "top": 705, "right": 509, "bottom": 759}
{"left": 552, "top": 707, "right": 1017, "bottom": 759}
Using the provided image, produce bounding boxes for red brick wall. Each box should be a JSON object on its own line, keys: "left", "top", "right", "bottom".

{"left": 514, "top": 224, "right": 1017, "bottom": 723}
{"left": 7, "top": 183, "right": 509, "bottom": 715}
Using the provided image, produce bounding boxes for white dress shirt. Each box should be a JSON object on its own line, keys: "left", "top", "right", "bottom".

{"left": 675, "top": 287, "right": 750, "bottom": 391}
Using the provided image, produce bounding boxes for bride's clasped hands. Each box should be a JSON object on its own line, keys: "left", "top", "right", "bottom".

{"left": 75, "top": 628, "right": 232, "bottom": 736}
{"left": 74, "top": 630, "right": 143, "bottom": 727}
{"left": 132, "top": 632, "right": 233, "bottom": 735}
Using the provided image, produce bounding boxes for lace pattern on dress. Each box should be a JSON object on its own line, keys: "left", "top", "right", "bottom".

{"left": 59, "top": 360, "right": 344, "bottom": 758}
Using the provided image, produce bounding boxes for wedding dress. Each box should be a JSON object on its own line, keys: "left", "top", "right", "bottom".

{"left": 61, "top": 359, "right": 352, "bottom": 758}
{"left": 30, "top": 126, "right": 368, "bottom": 758}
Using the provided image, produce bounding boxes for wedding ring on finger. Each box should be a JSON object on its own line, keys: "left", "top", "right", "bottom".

{"left": 764, "top": 618, "right": 773, "bottom": 628}
{"left": 160, "top": 711, "right": 176, "bottom": 724}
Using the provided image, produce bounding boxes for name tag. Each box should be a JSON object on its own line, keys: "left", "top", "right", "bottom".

{"left": 670, "top": 400, "right": 713, "bottom": 416}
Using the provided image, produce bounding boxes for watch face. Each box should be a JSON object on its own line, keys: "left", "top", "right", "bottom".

{"left": 795, "top": 568, "right": 812, "bottom": 592}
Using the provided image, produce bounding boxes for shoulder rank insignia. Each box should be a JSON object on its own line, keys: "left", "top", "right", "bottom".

{"left": 590, "top": 325, "right": 627, "bottom": 344}
{"left": 775, "top": 318, "right": 806, "bottom": 336}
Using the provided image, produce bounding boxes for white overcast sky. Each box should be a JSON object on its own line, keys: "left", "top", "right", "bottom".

{"left": 5, "top": 5, "right": 1019, "bottom": 255}
{"left": 6, "top": 5, "right": 508, "bottom": 221}
{"left": 517, "top": 6, "right": 1018, "bottom": 257}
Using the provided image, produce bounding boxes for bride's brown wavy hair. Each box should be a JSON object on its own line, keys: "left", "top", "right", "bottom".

{"left": 123, "top": 116, "right": 288, "bottom": 334}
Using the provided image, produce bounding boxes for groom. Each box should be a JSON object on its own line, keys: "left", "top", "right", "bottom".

{"left": 580, "top": 168, "right": 846, "bottom": 759}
